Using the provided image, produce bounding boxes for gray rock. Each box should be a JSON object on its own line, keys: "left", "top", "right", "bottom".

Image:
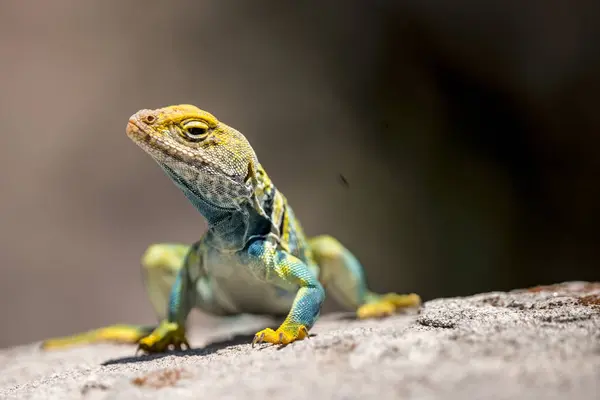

{"left": 1, "top": 282, "right": 599, "bottom": 399}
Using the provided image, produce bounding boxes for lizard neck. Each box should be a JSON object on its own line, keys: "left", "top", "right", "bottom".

{"left": 159, "top": 164, "right": 273, "bottom": 250}
{"left": 188, "top": 192, "right": 272, "bottom": 251}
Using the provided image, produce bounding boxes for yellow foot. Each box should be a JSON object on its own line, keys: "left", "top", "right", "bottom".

{"left": 357, "top": 293, "right": 421, "bottom": 319}
{"left": 252, "top": 323, "right": 309, "bottom": 347}
{"left": 136, "top": 321, "right": 190, "bottom": 354}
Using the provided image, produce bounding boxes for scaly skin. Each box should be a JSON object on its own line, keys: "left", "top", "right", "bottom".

{"left": 41, "top": 105, "right": 421, "bottom": 353}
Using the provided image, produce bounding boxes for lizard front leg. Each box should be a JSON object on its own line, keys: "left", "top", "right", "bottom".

{"left": 245, "top": 240, "right": 325, "bottom": 346}
{"left": 136, "top": 243, "right": 200, "bottom": 354}
{"left": 135, "top": 269, "right": 192, "bottom": 354}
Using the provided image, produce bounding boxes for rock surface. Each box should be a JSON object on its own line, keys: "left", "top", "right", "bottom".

{"left": 1, "top": 282, "right": 599, "bottom": 400}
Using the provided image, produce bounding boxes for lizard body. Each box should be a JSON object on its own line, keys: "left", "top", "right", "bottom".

{"left": 42, "top": 105, "right": 421, "bottom": 352}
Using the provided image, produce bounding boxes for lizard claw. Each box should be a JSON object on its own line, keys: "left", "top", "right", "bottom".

{"left": 252, "top": 324, "right": 309, "bottom": 347}
{"left": 252, "top": 332, "right": 265, "bottom": 348}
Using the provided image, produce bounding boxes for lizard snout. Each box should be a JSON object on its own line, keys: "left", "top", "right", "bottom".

{"left": 126, "top": 119, "right": 140, "bottom": 136}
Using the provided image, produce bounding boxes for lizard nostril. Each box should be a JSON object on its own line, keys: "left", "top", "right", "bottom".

{"left": 143, "top": 115, "right": 156, "bottom": 124}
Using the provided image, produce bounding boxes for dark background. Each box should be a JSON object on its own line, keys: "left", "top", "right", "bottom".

{"left": 1, "top": 0, "right": 598, "bottom": 348}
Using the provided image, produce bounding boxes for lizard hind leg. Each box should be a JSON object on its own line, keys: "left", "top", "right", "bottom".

{"left": 308, "top": 235, "right": 421, "bottom": 319}
{"left": 41, "top": 243, "right": 190, "bottom": 351}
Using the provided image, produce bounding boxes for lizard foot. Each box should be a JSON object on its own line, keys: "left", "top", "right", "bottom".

{"left": 357, "top": 293, "right": 421, "bottom": 319}
{"left": 136, "top": 321, "right": 190, "bottom": 354}
{"left": 252, "top": 323, "right": 309, "bottom": 347}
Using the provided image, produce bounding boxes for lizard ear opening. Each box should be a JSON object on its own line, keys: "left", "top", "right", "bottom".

{"left": 244, "top": 161, "right": 255, "bottom": 184}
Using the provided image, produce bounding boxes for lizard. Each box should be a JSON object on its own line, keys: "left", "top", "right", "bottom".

{"left": 41, "top": 104, "right": 421, "bottom": 353}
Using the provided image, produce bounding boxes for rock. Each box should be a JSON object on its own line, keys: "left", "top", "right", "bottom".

{"left": 1, "top": 282, "right": 598, "bottom": 399}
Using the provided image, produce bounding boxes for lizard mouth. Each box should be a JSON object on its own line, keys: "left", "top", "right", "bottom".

{"left": 125, "top": 119, "right": 188, "bottom": 163}
{"left": 126, "top": 120, "right": 148, "bottom": 141}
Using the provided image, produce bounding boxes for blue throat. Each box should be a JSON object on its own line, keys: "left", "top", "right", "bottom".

{"left": 159, "top": 164, "right": 271, "bottom": 250}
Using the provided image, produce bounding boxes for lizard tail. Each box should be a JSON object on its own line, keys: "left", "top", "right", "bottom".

{"left": 40, "top": 324, "right": 155, "bottom": 350}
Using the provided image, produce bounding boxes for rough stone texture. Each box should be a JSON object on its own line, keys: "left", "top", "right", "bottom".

{"left": 1, "top": 282, "right": 599, "bottom": 400}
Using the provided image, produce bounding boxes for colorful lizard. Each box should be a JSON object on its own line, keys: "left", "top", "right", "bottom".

{"left": 42, "top": 105, "right": 421, "bottom": 353}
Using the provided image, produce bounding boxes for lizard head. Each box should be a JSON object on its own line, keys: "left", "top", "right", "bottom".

{"left": 126, "top": 104, "right": 258, "bottom": 211}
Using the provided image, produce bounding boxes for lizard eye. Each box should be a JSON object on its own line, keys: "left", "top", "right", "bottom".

{"left": 181, "top": 120, "right": 209, "bottom": 141}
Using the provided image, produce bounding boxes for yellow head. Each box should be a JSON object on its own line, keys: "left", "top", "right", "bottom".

{"left": 126, "top": 104, "right": 258, "bottom": 211}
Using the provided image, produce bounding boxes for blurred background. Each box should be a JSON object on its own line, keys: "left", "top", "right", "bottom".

{"left": 0, "top": 0, "right": 599, "bottom": 348}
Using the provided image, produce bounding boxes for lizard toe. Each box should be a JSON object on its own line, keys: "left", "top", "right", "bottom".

{"left": 252, "top": 324, "right": 309, "bottom": 347}
{"left": 136, "top": 321, "right": 190, "bottom": 354}
{"left": 357, "top": 293, "right": 422, "bottom": 319}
